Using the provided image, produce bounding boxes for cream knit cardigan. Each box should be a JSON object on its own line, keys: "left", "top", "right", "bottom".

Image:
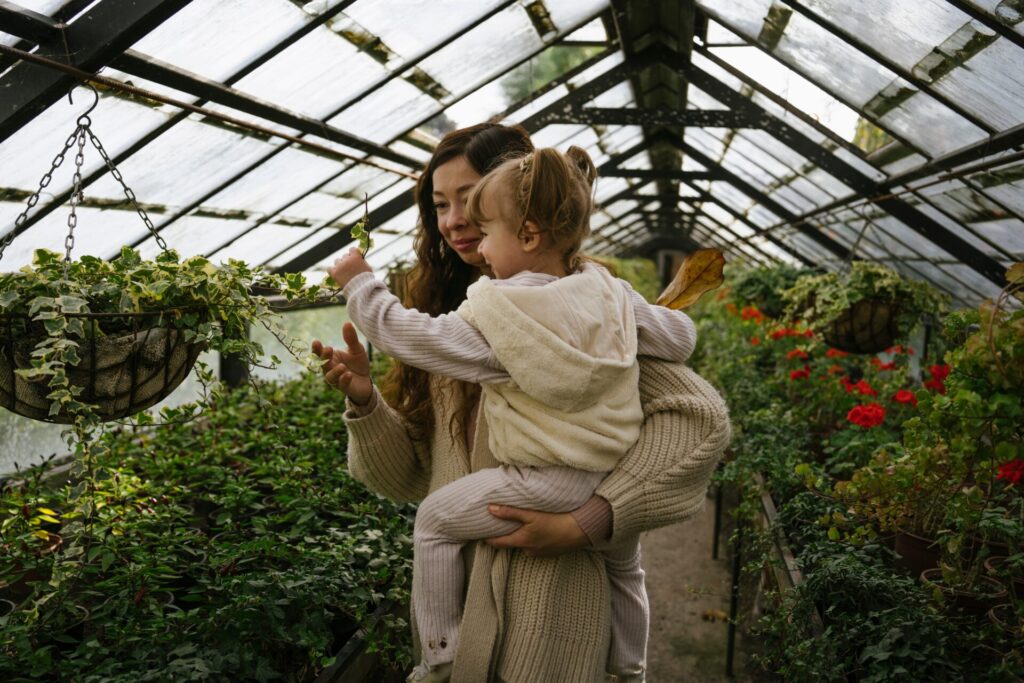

{"left": 344, "top": 358, "right": 731, "bottom": 682}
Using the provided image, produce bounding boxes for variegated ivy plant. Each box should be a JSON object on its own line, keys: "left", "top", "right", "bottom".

{"left": 0, "top": 246, "right": 338, "bottom": 431}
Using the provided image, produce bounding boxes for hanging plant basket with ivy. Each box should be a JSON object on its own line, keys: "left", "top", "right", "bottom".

{"left": 0, "top": 86, "right": 328, "bottom": 426}
{"left": 782, "top": 261, "right": 947, "bottom": 354}
{"left": 0, "top": 248, "right": 319, "bottom": 423}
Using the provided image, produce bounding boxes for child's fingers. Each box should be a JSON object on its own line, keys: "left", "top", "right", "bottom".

{"left": 324, "top": 361, "right": 350, "bottom": 386}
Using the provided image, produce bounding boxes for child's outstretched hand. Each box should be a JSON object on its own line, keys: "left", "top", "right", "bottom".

{"left": 329, "top": 247, "right": 372, "bottom": 289}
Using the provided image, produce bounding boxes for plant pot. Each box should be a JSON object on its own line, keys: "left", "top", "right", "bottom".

{"left": 822, "top": 299, "right": 901, "bottom": 354}
{"left": 0, "top": 322, "right": 203, "bottom": 423}
{"left": 893, "top": 529, "right": 940, "bottom": 578}
{"left": 984, "top": 556, "right": 1024, "bottom": 600}
{"left": 920, "top": 568, "right": 1008, "bottom": 617}
{"left": 987, "top": 603, "right": 1022, "bottom": 636}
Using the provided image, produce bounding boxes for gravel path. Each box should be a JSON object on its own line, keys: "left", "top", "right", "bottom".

{"left": 641, "top": 493, "right": 758, "bottom": 682}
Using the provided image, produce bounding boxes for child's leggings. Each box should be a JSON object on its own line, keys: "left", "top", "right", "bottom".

{"left": 412, "top": 465, "right": 648, "bottom": 677}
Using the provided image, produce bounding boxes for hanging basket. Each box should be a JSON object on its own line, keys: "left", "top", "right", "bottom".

{"left": 821, "top": 298, "right": 902, "bottom": 354}
{"left": 0, "top": 311, "right": 204, "bottom": 424}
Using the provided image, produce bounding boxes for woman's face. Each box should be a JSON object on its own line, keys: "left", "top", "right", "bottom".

{"left": 432, "top": 155, "right": 486, "bottom": 268}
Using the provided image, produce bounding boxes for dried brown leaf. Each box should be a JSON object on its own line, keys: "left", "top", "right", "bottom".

{"left": 655, "top": 248, "right": 725, "bottom": 309}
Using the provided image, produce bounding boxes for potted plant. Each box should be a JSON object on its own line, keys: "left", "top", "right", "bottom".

{"left": 731, "top": 263, "right": 813, "bottom": 319}
{"left": 782, "top": 261, "right": 946, "bottom": 354}
{"left": 0, "top": 247, "right": 328, "bottom": 425}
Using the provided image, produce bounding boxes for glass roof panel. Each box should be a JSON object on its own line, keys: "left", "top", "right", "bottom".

{"left": 0, "top": 92, "right": 183, "bottom": 200}
{"left": 344, "top": 0, "right": 506, "bottom": 60}
{"left": 131, "top": 0, "right": 311, "bottom": 83}
{"left": 417, "top": 5, "right": 544, "bottom": 95}
{"left": 133, "top": 215, "right": 252, "bottom": 261}
{"left": 800, "top": 0, "right": 968, "bottom": 70}
{"left": 964, "top": 1, "right": 1024, "bottom": 38}
{"left": 327, "top": 79, "right": 441, "bottom": 143}
{"left": 87, "top": 117, "right": 282, "bottom": 211}
{"left": 930, "top": 36, "right": 1024, "bottom": 131}
{"left": 972, "top": 161, "right": 1024, "bottom": 217}
{"left": 213, "top": 224, "right": 320, "bottom": 263}
{"left": 233, "top": 26, "right": 388, "bottom": 121}
{"left": 875, "top": 82, "right": 988, "bottom": 157}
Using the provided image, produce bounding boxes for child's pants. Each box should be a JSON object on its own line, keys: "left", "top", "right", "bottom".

{"left": 412, "top": 465, "right": 649, "bottom": 677}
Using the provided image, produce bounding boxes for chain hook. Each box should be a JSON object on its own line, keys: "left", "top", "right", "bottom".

{"left": 67, "top": 81, "right": 100, "bottom": 125}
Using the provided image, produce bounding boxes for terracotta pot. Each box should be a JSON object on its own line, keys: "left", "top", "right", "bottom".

{"left": 0, "top": 325, "right": 202, "bottom": 423}
{"left": 987, "top": 603, "right": 1022, "bottom": 636}
{"left": 920, "top": 568, "right": 1008, "bottom": 617}
{"left": 984, "top": 556, "right": 1024, "bottom": 600}
{"left": 893, "top": 529, "right": 940, "bottom": 578}
{"left": 822, "top": 299, "right": 901, "bottom": 354}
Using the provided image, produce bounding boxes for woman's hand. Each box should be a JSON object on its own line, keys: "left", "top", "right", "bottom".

{"left": 310, "top": 322, "right": 373, "bottom": 405}
{"left": 484, "top": 505, "right": 590, "bottom": 558}
{"left": 328, "top": 247, "right": 372, "bottom": 289}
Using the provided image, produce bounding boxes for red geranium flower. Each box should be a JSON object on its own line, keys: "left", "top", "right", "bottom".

{"left": 827, "top": 364, "right": 845, "bottom": 375}
{"left": 804, "top": 329, "right": 814, "bottom": 338}
{"left": 840, "top": 376, "right": 854, "bottom": 393}
{"left": 847, "top": 403, "right": 886, "bottom": 428}
{"left": 770, "top": 328, "right": 789, "bottom": 340}
{"left": 826, "top": 348, "right": 849, "bottom": 359}
{"left": 892, "top": 389, "right": 918, "bottom": 407}
{"left": 853, "top": 379, "right": 878, "bottom": 397}
{"left": 790, "top": 365, "right": 811, "bottom": 381}
{"left": 871, "top": 357, "right": 897, "bottom": 371}
{"left": 750, "top": 335, "right": 761, "bottom": 346}
{"left": 726, "top": 303, "right": 738, "bottom": 315}
{"left": 924, "top": 364, "right": 951, "bottom": 394}
{"left": 997, "top": 459, "right": 1024, "bottom": 485}
{"left": 786, "top": 349, "right": 809, "bottom": 361}
{"left": 741, "top": 305, "right": 765, "bottom": 323}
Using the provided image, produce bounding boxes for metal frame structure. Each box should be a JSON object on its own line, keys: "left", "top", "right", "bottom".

{"left": 0, "top": 0, "right": 1021, "bottom": 303}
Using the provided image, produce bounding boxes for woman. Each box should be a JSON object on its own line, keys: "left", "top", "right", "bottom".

{"left": 311, "top": 123, "right": 730, "bottom": 683}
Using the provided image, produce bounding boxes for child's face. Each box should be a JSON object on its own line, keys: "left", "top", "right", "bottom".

{"left": 475, "top": 188, "right": 534, "bottom": 280}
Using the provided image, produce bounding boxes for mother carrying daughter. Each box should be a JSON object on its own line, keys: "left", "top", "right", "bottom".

{"left": 328, "top": 145, "right": 698, "bottom": 683}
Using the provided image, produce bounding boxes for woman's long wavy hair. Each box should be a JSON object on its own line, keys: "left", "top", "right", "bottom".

{"left": 379, "top": 123, "right": 534, "bottom": 441}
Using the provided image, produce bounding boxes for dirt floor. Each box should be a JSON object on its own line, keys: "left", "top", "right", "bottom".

{"left": 642, "top": 491, "right": 759, "bottom": 683}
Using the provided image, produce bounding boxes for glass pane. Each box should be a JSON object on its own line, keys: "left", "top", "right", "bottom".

{"left": 344, "top": 0, "right": 505, "bottom": 60}
{"left": 328, "top": 79, "right": 441, "bottom": 143}
{"left": 971, "top": 161, "right": 1024, "bottom": 217}
{"left": 131, "top": 0, "right": 311, "bottom": 83}
{"left": 0, "top": 92, "right": 183, "bottom": 200}
{"left": 136, "top": 215, "right": 253, "bottom": 261}
{"left": 87, "top": 118, "right": 284, "bottom": 212}
{"left": 2, "top": 207, "right": 157, "bottom": 268}
{"left": 213, "top": 224, "right": 319, "bottom": 263}
{"left": 801, "top": 0, "right": 968, "bottom": 71}
{"left": 418, "top": 5, "right": 544, "bottom": 95}
{"left": 234, "top": 27, "right": 387, "bottom": 121}
{"left": 932, "top": 38, "right": 1024, "bottom": 131}
{"left": 963, "top": 1, "right": 1024, "bottom": 38}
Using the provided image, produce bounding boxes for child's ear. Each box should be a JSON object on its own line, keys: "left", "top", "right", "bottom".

{"left": 520, "top": 220, "right": 542, "bottom": 252}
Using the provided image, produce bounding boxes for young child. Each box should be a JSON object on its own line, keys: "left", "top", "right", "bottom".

{"left": 329, "top": 147, "right": 697, "bottom": 683}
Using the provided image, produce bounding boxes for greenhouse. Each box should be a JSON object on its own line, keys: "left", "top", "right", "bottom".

{"left": 0, "top": 0, "right": 1022, "bottom": 680}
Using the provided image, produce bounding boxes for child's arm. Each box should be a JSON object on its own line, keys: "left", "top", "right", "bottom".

{"left": 332, "top": 252, "right": 508, "bottom": 384}
{"left": 618, "top": 279, "right": 698, "bottom": 362}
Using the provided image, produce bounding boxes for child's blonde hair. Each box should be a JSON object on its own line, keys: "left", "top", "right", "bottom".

{"left": 466, "top": 146, "right": 597, "bottom": 272}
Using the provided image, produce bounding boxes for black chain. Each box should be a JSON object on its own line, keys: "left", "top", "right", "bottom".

{"left": 0, "top": 109, "right": 169, "bottom": 269}
{"left": 83, "top": 119, "right": 167, "bottom": 253}
{"left": 0, "top": 128, "right": 81, "bottom": 264}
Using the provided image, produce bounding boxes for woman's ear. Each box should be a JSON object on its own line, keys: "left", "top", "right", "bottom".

{"left": 520, "top": 220, "right": 542, "bottom": 252}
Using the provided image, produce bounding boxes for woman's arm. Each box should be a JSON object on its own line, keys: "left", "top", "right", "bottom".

{"left": 485, "top": 358, "right": 729, "bottom": 553}
{"left": 596, "top": 357, "right": 731, "bottom": 544}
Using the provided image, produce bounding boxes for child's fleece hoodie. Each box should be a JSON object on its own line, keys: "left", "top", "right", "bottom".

{"left": 455, "top": 264, "right": 641, "bottom": 472}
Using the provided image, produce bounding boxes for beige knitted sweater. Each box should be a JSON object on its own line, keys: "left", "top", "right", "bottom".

{"left": 344, "top": 358, "right": 730, "bottom": 682}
